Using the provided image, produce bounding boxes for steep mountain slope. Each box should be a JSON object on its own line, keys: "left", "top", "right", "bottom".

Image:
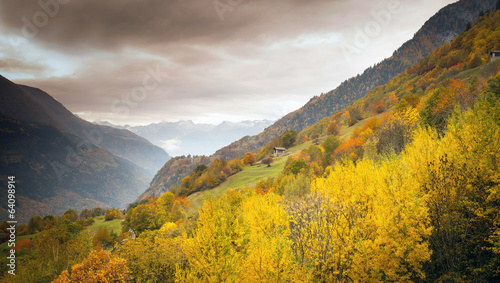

{"left": 287, "top": 7, "right": 500, "bottom": 163}
{"left": 0, "top": 76, "right": 169, "bottom": 222}
{"left": 139, "top": 155, "right": 214, "bottom": 199}
{"left": 0, "top": 115, "right": 150, "bottom": 222}
{"left": 184, "top": 6, "right": 500, "bottom": 212}
{"left": 0, "top": 77, "right": 170, "bottom": 175}
{"left": 213, "top": 0, "right": 497, "bottom": 161}
{"left": 143, "top": 0, "right": 497, "bottom": 200}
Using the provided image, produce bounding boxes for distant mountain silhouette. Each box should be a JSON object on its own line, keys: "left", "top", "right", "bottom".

{"left": 0, "top": 75, "right": 170, "bottom": 222}
{"left": 102, "top": 120, "right": 274, "bottom": 157}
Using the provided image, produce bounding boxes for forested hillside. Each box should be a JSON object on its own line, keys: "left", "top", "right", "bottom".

{"left": 142, "top": 0, "right": 497, "bottom": 205}
{"left": 213, "top": 0, "right": 496, "bottom": 161}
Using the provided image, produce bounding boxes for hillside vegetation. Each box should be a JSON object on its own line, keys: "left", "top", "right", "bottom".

{"left": 212, "top": 0, "right": 497, "bottom": 161}
{"left": 142, "top": 0, "right": 497, "bottom": 201}
{"left": 4, "top": 4, "right": 500, "bottom": 283}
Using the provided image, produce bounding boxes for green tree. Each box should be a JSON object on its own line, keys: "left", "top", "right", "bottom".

{"left": 322, "top": 136, "right": 341, "bottom": 166}
{"left": 79, "top": 209, "right": 92, "bottom": 219}
{"left": 62, "top": 209, "right": 79, "bottom": 222}
{"left": 28, "top": 215, "right": 44, "bottom": 234}
{"left": 123, "top": 204, "right": 156, "bottom": 236}
{"left": 281, "top": 129, "right": 298, "bottom": 148}
{"left": 285, "top": 158, "right": 308, "bottom": 175}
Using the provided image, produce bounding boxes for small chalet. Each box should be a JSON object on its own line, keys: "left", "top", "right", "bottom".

{"left": 273, "top": 147, "right": 286, "bottom": 157}
{"left": 491, "top": 50, "right": 500, "bottom": 62}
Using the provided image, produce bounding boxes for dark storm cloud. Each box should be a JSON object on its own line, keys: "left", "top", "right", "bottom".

{"left": 0, "top": 0, "right": 372, "bottom": 51}
{"left": 0, "top": 0, "right": 457, "bottom": 125}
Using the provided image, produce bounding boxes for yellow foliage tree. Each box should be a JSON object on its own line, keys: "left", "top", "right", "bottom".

{"left": 180, "top": 190, "right": 250, "bottom": 282}
{"left": 116, "top": 222, "right": 186, "bottom": 282}
{"left": 241, "top": 193, "right": 311, "bottom": 282}
{"left": 290, "top": 156, "right": 432, "bottom": 282}
{"left": 52, "top": 248, "right": 130, "bottom": 283}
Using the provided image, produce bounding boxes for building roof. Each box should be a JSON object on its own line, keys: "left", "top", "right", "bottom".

{"left": 274, "top": 147, "right": 286, "bottom": 151}
{"left": 491, "top": 50, "right": 500, "bottom": 55}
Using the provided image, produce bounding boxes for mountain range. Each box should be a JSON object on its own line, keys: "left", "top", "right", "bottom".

{"left": 0, "top": 76, "right": 170, "bottom": 222}
{"left": 99, "top": 120, "right": 274, "bottom": 157}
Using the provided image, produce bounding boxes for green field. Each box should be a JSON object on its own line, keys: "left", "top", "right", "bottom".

{"left": 87, "top": 216, "right": 122, "bottom": 235}
{"left": 186, "top": 138, "right": 325, "bottom": 215}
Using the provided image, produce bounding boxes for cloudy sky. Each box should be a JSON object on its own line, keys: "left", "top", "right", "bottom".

{"left": 0, "top": 0, "right": 456, "bottom": 126}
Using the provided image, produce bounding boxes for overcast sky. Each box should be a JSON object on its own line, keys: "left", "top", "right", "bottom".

{"left": 0, "top": 0, "right": 457, "bottom": 125}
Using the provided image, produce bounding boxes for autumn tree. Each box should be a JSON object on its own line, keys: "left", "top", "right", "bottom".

{"left": 377, "top": 108, "right": 419, "bottom": 154}
{"left": 240, "top": 193, "right": 310, "bottom": 281}
{"left": 92, "top": 227, "right": 115, "bottom": 249}
{"left": 326, "top": 120, "right": 339, "bottom": 135}
{"left": 347, "top": 107, "right": 363, "bottom": 126}
{"left": 154, "top": 191, "right": 175, "bottom": 226}
{"left": 394, "top": 93, "right": 420, "bottom": 113}
{"left": 243, "top": 152, "right": 256, "bottom": 166}
{"left": 17, "top": 224, "right": 29, "bottom": 236}
{"left": 261, "top": 156, "right": 274, "bottom": 167}
{"left": 273, "top": 172, "right": 311, "bottom": 199}
{"left": 10, "top": 220, "right": 92, "bottom": 282}
{"left": 104, "top": 208, "right": 122, "bottom": 221}
{"left": 293, "top": 157, "right": 431, "bottom": 282}
{"left": 53, "top": 248, "right": 130, "bottom": 283}
{"left": 372, "top": 99, "right": 386, "bottom": 114}
{"left": 420, "top": 87, "right": 457, "bottom": 132}
{"left": 334, "top": 137, "right": 364, "bottom": 161}
{"left": 181, "top": 191, "right": 250, "bottom": 282}
{"left": 468, "top": 53, "right": 483, "bottom": 69}
{"left": 61, "top": 210, "right": 79, "bottom": 222}
{"left": 116, "top": 223, "right": 186, "bottom": 282}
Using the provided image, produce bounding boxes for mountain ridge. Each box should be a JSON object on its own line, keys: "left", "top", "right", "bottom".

{"left": 213, "top": 0, "right": 497, "bottom": 161}
{"left": 0, "top": 75, "right": 170, "bottom": 222}
{"left": 142, "top": 0, "right": 497, "bottom": 200}
{"left": 0, "top": 75, "right": 170, "bottom": 174}
{"left": 100, "top": 119, "right": 274, "bottom": 157}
